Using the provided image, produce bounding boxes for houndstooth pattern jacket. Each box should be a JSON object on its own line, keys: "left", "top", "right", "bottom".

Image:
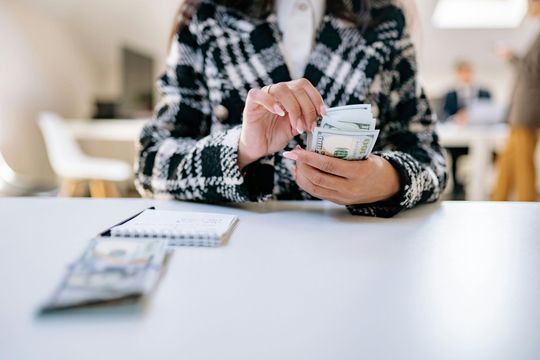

{"left": 135, "top": 0, "right": 448, "bottom": 218}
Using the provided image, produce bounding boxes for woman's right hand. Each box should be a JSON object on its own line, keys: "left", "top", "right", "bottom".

{"left": 496, "top": 45, "right": 515, "bottom": 63}
{"left": 238, "top": 78, "right": 327, "bottom": 170}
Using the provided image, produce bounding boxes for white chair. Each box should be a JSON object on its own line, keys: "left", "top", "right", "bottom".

{"left": 0, "top": 151, "right": 32, "bottom": 196}
{"left": 0, "top": 151, "right": 56, "bottom": 196}
{"left": 38, "top": 112, "right": 132, "bottom": 197}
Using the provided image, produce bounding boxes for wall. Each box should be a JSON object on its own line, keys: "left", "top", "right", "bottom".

{"left": 18, "top": 0, "right": 180, "bottom": 102}
{"left": 0, "top": 1, "right": 93, "bottom": 180}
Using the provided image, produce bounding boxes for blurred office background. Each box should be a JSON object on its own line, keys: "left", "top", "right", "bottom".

{"left": 1, "top": 0, "right": 539, "bottom": 200}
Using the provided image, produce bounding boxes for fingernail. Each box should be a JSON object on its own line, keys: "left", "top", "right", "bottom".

{"left": 320, "top": 105, "right": 328, "bottom": 116}
{"left": 274, "top": 104, "right": 285, "bottom": 116}
{"left": 295, "top": 145, "right": 302, "bottom": 150}
{"left": 297, "top": 117, "right": 305, "bottom": 134}
{"left": 282, "top": 151, "right": 298, "bottom": 161}
{"left": 310, "top": 122, "right": 316, "bottom": 132}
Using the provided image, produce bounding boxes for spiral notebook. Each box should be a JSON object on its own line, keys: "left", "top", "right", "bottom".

{"left": 105, "top": 209, "right": 238, "bottom": 247}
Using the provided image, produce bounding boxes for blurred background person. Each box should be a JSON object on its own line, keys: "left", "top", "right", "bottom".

{"left": 492, "top": 0, "right": 540, "bottom": 202}
{"left": 443, "top": 61, "right": 492, "bottom": 124}
{"left": 442, "top": 61, "right": 492, "bottom": 199}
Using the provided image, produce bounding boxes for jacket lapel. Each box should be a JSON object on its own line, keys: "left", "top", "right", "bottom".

{"left": 248, "top": 13, "right": 354, "bottom": 98}
{"left": 225, "top": 6, "right": 396, "bottom": 106}
{"left": 248, "top": 14, "right": 292, "bottom": 85}
{"left": 303, "top": 16, "right": 394, "bottom": 107}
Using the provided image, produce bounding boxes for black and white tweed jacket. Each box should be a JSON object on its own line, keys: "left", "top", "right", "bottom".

{"left": 135, "top": 0, "right": 448, "bottom": 218}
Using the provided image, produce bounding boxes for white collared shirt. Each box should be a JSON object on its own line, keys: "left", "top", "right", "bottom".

{"left": 276, "top": 0, "right": 326, "bottom": 79}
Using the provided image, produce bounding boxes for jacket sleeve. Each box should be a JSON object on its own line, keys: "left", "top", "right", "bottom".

{"left": 347, "top": 32, "right": 448, "bottom": 218}
{"left": 442, "top": 91, "right": 457, "bottom": 119}
{"left": 135, "top": 20, "right": 258, "bottom": 203}
{"left": 479, "top": 89, "right": 492, "bottom": 100}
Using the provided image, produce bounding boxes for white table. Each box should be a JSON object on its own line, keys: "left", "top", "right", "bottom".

{"left": 67, "top": 119, "right": 147, "bottom": 142}
{"left": 67, "top": 119, "right": 148, "bottom": 183}
{"left": 437, "top": 123, "right": 509, "bottom": 201}
{"left": 1, "top": 198, "right": 539, "bottom": 360}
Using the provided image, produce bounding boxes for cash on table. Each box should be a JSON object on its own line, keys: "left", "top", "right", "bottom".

{"left": 39, "top": 236, "right": 168, "bottom": 314}
{"left": 39, "top": 209, "right": 238, "bottom": 313}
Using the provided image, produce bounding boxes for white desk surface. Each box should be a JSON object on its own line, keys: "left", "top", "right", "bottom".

{"left": 437, "top": 123, "right": 508, "bottom": 148}
{"left": 67, "top": 119, "right": 147, "bottom": 142}
{"left": 1, "top": 198, "right": 539, "bottom": 360}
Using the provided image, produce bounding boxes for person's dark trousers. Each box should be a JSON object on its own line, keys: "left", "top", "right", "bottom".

{"left": 446, "top": 147, "right": 469, "bottom": 199}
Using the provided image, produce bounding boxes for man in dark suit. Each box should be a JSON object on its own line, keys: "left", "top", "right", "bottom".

{"left": 442, "top": 61, "right": 492, "bottom": 199}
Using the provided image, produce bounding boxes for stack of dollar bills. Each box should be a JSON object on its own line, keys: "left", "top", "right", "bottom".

{"left": 306, "top": 104, "right": 379, "bottom": 160}
{"left": 39, "top": 237, "right": 168, "bottom": 313}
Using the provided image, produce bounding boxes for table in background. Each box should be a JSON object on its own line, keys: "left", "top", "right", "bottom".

{"left": 1, "top": 198, "right": 539, "bottom": 360}
{"left": 66, "top": 119, "right": 148, "bottom": 186}
{"left": 67, "top": 119, "right": 148, "bottom": 142}
{"left": 438, "top": 123, "right": 509, "bottom": 200}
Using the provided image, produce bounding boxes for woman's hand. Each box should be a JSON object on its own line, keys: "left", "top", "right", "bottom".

{"left": 283, "top": 147, "right": 401, "bottom": 205}
{"left": 238, "top": 79, "right": 326, "bottom": 170}
{"left": 455, "top": 110, "right": 469, "bottom": 125}
{"left": 495, "top": 45, "right": 515, "bottom": 63}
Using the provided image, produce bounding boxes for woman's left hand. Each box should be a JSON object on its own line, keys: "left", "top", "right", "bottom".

{"left": 283, "top": 147, "right": 401, "bottom": 205}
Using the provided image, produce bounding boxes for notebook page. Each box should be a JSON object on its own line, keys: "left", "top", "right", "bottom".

{"left": 110, "top": 210, "right": 238, "bottom": 240}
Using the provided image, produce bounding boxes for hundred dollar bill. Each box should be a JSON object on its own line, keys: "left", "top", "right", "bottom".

{"left": 310, "top": 128, "right": 379, "bottom": 160}
{"left": 305, "top": 104, "right": 380, "bottom": 160}
{"left": 326, "top": 104, "right": 373, "bottom": 122}
{"left": 320, "top": 104, "right": 376, "bottom": 132}
{"left": 39, "top": 237, "right": 168, "bottom": 313}
{"left": 320, "top": 116, "right": 375, "bottom": 132}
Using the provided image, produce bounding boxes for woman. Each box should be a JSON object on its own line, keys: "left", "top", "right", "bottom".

{"left": 492, "top": 0, "right": 540, "bottom": 202}
{"left": 135, "top": 0, "right": 447, "bottom": 218}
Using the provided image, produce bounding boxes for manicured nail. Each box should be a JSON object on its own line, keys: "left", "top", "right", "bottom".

{"left": 320, "top": 105, "right": 328, "bottom": 116}
{"left": 282, "top": 151, "right": 298, "bottom": 161}
{"left": 274, "top": 104, "right": 285, "bottom": 116}
{"left": 296, "top": 120, "right": 304, "bottom": 134}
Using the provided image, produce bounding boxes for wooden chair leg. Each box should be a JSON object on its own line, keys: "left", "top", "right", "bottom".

{"left": 103, "top": 181, "right": 120, "bottom": 198}
{"left": 89, "top": 180, "right": 106, "bottom": 198}
{"left": 89, "top": 180, "right": 120, "bottom": 198}
{"left": 59, "top": 180, "right": 87, "bottom": 197}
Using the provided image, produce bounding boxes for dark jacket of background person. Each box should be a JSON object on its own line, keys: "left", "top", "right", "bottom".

{"left": 442, "top": 88, "right": 492, "bottom": 119}
{"left": 135, "top": 0, "right": 448, "bottom": 218}
{"left": 509, "top": 32, "right": 540, "bottom": 128}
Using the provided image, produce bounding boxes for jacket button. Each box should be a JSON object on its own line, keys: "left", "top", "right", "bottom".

{"left": 214, "top": 105, "right": 229, "bottom": 123}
